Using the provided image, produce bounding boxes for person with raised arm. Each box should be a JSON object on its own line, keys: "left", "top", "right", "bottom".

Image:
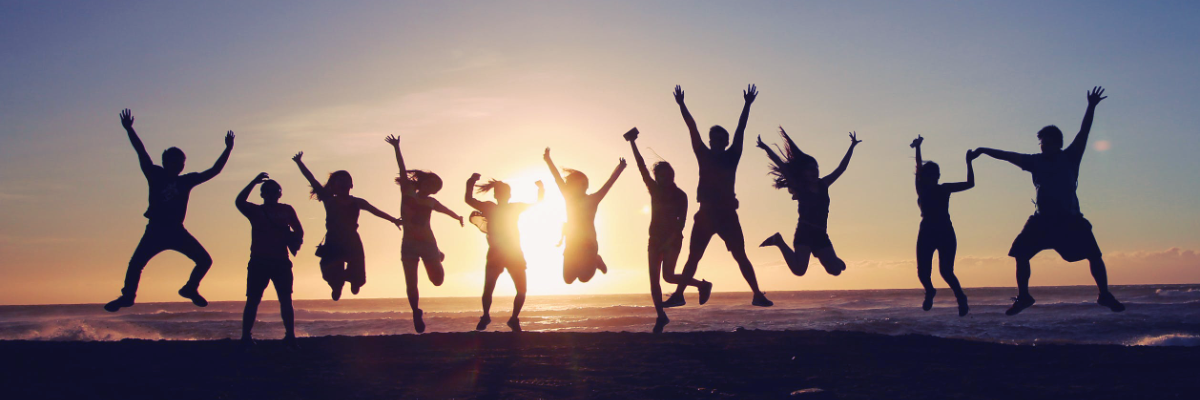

{"left": 664, "top": 84, "right": 772, "bottom": 308}
{"left": 235, "top": 172, "right": 303, "bottom": 349}
{"left": 292, "top": 151, "right": 401, "bottom": 301}
{"left": 910, "top": 135, "right": 975, "bottom": 316}
{"left": 624, "top": 128, "right": 709, "bottom": 333}
{"left": 104, "top": 109, "right": 233, "bottom": 312}
{"left": 756, "top": 128, "right": 858, "bottom": 280}
{"left": 973, "top": 86, "right": 1124, "bottom": 316}
{"left": 465, "top": 173, "right": 543, "bottom": 332}
{"left": 543, "top": 147, "right": 626, "bottom": 284}
{"left": 385, "top": 135, "right": 464, "bottom": 333}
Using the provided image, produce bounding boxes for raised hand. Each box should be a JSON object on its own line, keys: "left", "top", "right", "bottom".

{"left": 469, "top": 173, "right": 481, "bottom": 182}
{"left": 1087, "top": 86, "right": 1107, "bottom": 107}
{"left": 543, "top": 147, "right": 552, "bottom": 162}
{"left": 744, "top": 84, "right": 758, "bottom": 104}
{"left": 456, "top": 215, "right": 464, "bottom": 227}
{"left": 849, "top": 131, "right": 862, "bottom": 147}
{"left": 534, "top": 180, "right": 544, "bottom": 189}
{"left": 673, "top": 85, "right": 685, "bottom": 104}
{"left": 384, "top": 134, "right": 399, "bottom": 147}
{"left": 254, "top": 172, "right": 270, "bottom": 183}
{"left": 618, "top": 157, "right": 627, "bottom": 169}
{"left": 910, "top": 135, "right": 924, "bottom": 148}
{"left": 292, "top": 151, "right": 304, "bottom": 162}
{"left": 756, "top": 135, "right": 769, "bottom": 150}
{"left": 967, "top": 149, "right": 980, "bottom": 161}
{"left": 119, "top": 109, "right": 135, "bottom": 129}
{"left": 623, "top": 127, "right": 639, "bottom": 142}
{"left": 225, "top": 131, "right": 236, "bottom": 147}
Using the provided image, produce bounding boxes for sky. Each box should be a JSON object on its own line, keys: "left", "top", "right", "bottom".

{"left": 2, "top": 1, "right": 1199, "bottom": 305}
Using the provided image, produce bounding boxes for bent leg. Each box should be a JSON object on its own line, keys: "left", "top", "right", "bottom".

{"left": 172, "top": 230, "right": 213, "bottom": 290}
{"left": 916, "top": 243, "right": 935, "bottom": 294}
{"left": 121, "top": 231, "right": 166, "bottom": 298}
{"left": 938, "top": 239, "right": 965, "bottom": 300}
{"left": 779, "top": 237, "right": 813, "bottom": 277}
{"left": 424, "top": 254, "right": 445, "bottom": 286}
{"left": 1016, "top": 257, "right": 1032, "bottom": 298}
{"left": 812, "top": 245, "right": 847, "bottom": 277}
{"left": 671, "top": 227, "right": 713, "bottom": 298}
{"left": 1088, "top": 256, "right": 1110, "bottom": 294}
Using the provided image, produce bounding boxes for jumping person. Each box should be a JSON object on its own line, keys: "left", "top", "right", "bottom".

{"left": 104, "top": 109, "right": 233, "bottom": 312}
{"left": 543, "top": 147, "right": 625, "bottom": 284}
{"left": 756, "top": 128, "right": 858, "bottom": 279}
{"left": 665, "top": 84, "right": 771, "bottom": 307}
{"left": 465, "top": 174, "right": 544, "bottom": 332}
{"left": 385, "top": 135, "right": 464, "bottom": 333}
{"left": 625, "top": 128, "right": 710, "bottom": 333}
{"left": 973, "top": 86, "right": 1124, "bottom": 315}
{"left": 235, "top": 173, "right": 303, "bottom": 349}
{"left": 910, "top": 135, "right": 974, "bottom": 316}
{"left": 293, "top": 151, "right": 401, "bottom": 301}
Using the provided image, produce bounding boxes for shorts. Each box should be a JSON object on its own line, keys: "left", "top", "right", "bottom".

{"left": 692, "top": 205, "right": 745, "bottom": 251}
{"left": 486, "top": 246, "right": 527, "bottom": 274}
{"left": 402, "top": 240, "right": 444, "bottom": 263}
{"left": 794, "top": 222, "right": 833, "bottom": 251}
{"left": 247, "top": 257, "right": 294, "bottom": 297}
{"left": 648, "top": 232, "right": 684, "bottom": 254}
{"left": 1009, "top": 215, "right": 1102, "bottom": 262}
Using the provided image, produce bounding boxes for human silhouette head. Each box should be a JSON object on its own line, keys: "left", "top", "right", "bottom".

{"left": 477, "top": 179, "right": 511, "bottom": 203}
{"left": 162, "top": 147, "right": 186, "bottom": 176}
{"left": 563, "top": 169, "right": 589, "bottom": 196}
{"left": 399, "top": 170, "right": 443, "bottom": 196}
{"left": 918, "top": 161, "right": 941, "bottom": 184}
{"left": 260, "top": 179, "right": 282, "bottom": 202}
{"left": 1038, "top": 125, "right": 1064, "bottom": 154}
{"left": 709, "top": 126, "right": 730, "bottom": 152}
{"left": 653, "top": 162, "right": 675, "bottom": 186}
{"left": 316, "top": 170, "right": 353, "bottom": 199}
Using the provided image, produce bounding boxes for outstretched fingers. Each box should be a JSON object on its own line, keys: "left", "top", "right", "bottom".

{"left": 384, "top": 134, "right": 400, "bottom": 146}
{"left": 292, "top": 151, "right": 304, "bottom": 162}
{"left": 673, "top": 85, "right": 684, "bottom": 103}
{"left": 849, "top": 131, "right": 861, "bottom": 145}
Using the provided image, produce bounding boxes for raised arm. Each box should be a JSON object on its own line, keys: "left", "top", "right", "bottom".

{"left": 120, "top": 109, "right": 156, "bottom": 176}
{"left": 727, "top": 84, "right": 758, "bottom": 158}
{"left": 464, "top": 173, "right": 487, "bottom": 211}
{"left": 1067, "top": 86, "right": 1107, "bottom": 158}
{"left": 822, "top": 131, "right": 862, "bottom": 186}
{"left": 196, "top": 131, "right": 235, "bottom": 183}
{"left": 593, "top": 158, "right": 627, "bottom": 201}
{"left": 944, "top": 150, "right": 978, "bottom": 193}
{"left": 292, "top": 152, "right": 328, "bottom": 199}
{"left": 973, "top": 147, "right": 1024, "bottom": 168}
{"left": 356, "top": 198, "right": 402, "bottom": 228}
{"left": 535, "top": 180, "right": 545, "bottom": 203}
{"left": 543, "top": 148, "right": 566, "bottom": 190}
{"left": 625, "top": 129, "right": 655, "bottom": 189}
{"left": 236, "top": 172, "right": 268, "bottom": 214}
{"left": 911, "top": 135, "right": 924, "bottom": 191}
{"left": 756, "top": 134, "right": 796, "bottom": 183}
{"left": 384, "top": 135, "right": 416, "bottom": 197}
{"left": 674, "top": 85, "right": 706, "bottom": 155}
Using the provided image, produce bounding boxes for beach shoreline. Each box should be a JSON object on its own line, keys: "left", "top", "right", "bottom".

{"left": 6, "top": 330, "right": 1198, "bottom": 399}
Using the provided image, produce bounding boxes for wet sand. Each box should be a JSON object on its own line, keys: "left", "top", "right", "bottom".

{"left": 3, "top": 330, "right": 1197, "bottom": 399}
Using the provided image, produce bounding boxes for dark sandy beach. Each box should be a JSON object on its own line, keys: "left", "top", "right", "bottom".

{"left": 4, "top": 330, "right": 1197, "bottom": 399}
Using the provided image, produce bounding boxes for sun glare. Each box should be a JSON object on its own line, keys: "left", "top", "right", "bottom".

{"left": 505, "top": 168, "right": 573, "bottom": 295}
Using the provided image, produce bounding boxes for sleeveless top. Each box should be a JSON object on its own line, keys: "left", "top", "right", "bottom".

{"left": 916, "top": 183, "right": 952, "bottom": 222}
{"left": 401, "top": 196, "right": 435, "bottom": 243}
{"left": 796, "top": 181, "right": 830, "bottom": 229}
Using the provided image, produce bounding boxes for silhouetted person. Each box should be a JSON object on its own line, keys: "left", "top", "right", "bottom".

{"left": 543, "top": 147, "right": 625, "bottom": 284}
{"left": 293, "top": 151, "right": 401, "bottom": 301}
{"left": 466, "top": 174, "right": 543, "bottom": 332}
{"left": 910, "top": 135, "right": 974, "bottom": 316}
{"left": 974, "top": 86, "right": 1124, "bottom": 315}
{"left": 665, "top": 85, "right": 772, "bottom": 308}
{"left": 385, "top": 135, "right": 464, "bottom": 333}
{"left": 236, "top": 173, "right": 303, "bottom": 349}
{"left": 104, "top": 109, "right": 233, "bottom": 312}
{"left": 624, "top": 128, "right": 709, "bottom": 333}
{"left": 756, "top": 128, "right": 858, "bottom": 279}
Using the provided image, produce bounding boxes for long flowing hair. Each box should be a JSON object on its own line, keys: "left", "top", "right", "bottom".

{"left": 313, "top": 170, "right": 352, "bottom": 201}
{"left": 397, "top": 169, "right": 443, "bottom": 195}
{"left": 767, "top": 127, "right": 819, "bottom": 190}
{"left": 475, "top": 179, "right": 509, "bottom": 194}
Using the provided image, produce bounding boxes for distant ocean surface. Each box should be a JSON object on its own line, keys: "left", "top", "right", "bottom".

{"left": 3, "top": 285, "right": 1199, "bottom": 346}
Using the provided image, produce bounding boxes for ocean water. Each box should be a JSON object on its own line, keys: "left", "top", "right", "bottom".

{"left": 2, "top": 285, "right": 1199, "bottom": 346}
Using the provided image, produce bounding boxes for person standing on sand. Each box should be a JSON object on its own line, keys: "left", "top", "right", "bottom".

{"left": 385, "top": 135, "right": 465, "bottom": 333}
{"left": 910, "top": 135, "right": 975, "bottom": 316}
{"left": 665, "top": 84, "right": 772, "bottom": 308}
{"left": 293, "top": 151, "right": 402, "bottom": 301}
{"left": 543, "top": 147, "right": 625, "bottom": 284}
{"left": 973, "top": 86, "right": 1125, "bottom": 315}
{"left": 235, "top": 172, "right": 303, "bottom": 349}
{"left": 104, "top": 109, "right": 233, "bottom": 312}
{"left": 755, "top": 128, "right": 857, "bottom": 280}
{"left": 624, "top": 127, "right": 710, "bottom": 333}
{"left": 465, "top": 173, "right": 543, "bottom": 332}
